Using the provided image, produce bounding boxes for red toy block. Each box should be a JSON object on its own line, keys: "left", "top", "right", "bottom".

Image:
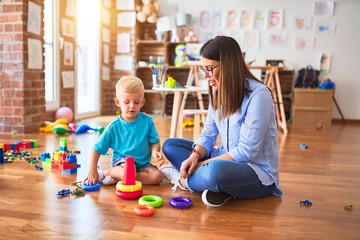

{"left": 123, "top": 156, "right": 136, "bottom": 185}
{"left": 1, "top": 144, "right": 10, "bottom": 151}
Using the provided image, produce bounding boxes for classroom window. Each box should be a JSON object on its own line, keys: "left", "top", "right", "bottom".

{"left": 44, "top": 0, "right": 59, "bottom": 110}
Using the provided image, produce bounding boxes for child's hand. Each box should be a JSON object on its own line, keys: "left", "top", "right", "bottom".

{"left": 84, "top": 170, "right": 99, "bottom": 186}
{"left": 153, "top": 151, "right": 165, "bottom": 166}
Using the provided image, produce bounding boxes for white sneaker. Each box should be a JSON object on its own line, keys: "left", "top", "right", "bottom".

{"left": 97, "top": 170, "right": 105, "bottom": 182}
{"left": 102, "top": 176, "right": 118, "bottom": 185}
{"left": 160, "top": 165, "right": 188, "bottom": 192}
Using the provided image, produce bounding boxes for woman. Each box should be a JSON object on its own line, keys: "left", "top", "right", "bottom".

{"left": 161, "top": 36, "right": 282, "bottom": 207}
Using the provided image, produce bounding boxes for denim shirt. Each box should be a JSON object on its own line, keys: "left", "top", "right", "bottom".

{"left": 194, "top": 79, "right": 282, "bottom": 196}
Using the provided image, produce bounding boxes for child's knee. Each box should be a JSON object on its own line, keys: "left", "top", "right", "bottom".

{"left": 153, "top": 170, "right": 164, "bottom": 184}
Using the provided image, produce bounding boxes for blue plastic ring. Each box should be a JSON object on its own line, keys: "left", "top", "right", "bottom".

{"left": 169, "top": 196, "right": 193, "bottom": 209}
{"left": 82, "top": 182, "right": 100, "bottom": 191}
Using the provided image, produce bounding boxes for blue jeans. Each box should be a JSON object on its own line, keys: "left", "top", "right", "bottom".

{"left": 162, "top": 138, "right": 275, "bottom": 199}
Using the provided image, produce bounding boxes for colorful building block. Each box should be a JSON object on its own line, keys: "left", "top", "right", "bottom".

{"left": 0, "top": 148, "right": 4, "bottom": 164}
{"left": 40, "top": 152, "right": 51, "bottom": 162}
{"left": 40, "top": 138, "right": 78, "bottom": 173}
{"left": 59, "top": 138, "right": 68, "bottom": 152}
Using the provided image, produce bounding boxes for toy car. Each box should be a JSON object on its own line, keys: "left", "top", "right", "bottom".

{"left": 57, "top": 189, "right": 71, "bottom": 198}
{"left": 300, "top": 200, "right": 312, "bottom": 206}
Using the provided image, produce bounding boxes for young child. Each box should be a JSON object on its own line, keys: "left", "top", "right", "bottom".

{"left": 84, "top": 76, "right": 164, "bottom": 186}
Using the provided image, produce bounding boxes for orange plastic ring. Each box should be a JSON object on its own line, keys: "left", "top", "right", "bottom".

{"left": 134, "top": 204, "right": 155, "bottom": 217}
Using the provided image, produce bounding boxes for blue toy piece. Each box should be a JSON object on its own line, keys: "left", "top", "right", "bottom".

{"left": 82, "top": 182, "right": 100, "bottom": 191}
{"left": 66, "top": 153, "right": 77, "bottom": 164}
{"left": 35, "top": 165, "right": 43, "bottom": 170}
{"left": 0, "top": 148, "right": 4, "bottom": 164}
{"left": 57, "top": 189, "right": 71, "bottom": 198}
{"left": 300, "top": 200, "right": 313, "bottom": 206}
{"left": 75, "top": 124, "right": 97, "bottom": 134}
{"left": 300, "top": 144, "right": 309, "bottom": 149}
{"left": 40, "top": 152, "right": 51, "bottom": 162}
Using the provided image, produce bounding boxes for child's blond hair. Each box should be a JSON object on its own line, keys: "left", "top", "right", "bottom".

{"left": 115, "top": 76, "right": 144, "bottom": 98}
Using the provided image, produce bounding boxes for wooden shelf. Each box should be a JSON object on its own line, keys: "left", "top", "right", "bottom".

{"left": 135, "top": 22, "right": 196, "bottom": 115}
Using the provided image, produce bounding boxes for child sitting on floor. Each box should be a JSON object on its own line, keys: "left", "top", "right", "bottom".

{"left": 84, "top": 76, "right": 164, "bottom": 186}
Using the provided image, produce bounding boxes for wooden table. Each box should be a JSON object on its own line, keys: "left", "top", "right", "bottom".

{"left": 152, "top": 86, "right": 202, "bottom": 138}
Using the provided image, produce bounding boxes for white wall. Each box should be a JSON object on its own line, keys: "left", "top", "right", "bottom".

{"left": 158, "top": 0, "right": 360, "bottom": 120}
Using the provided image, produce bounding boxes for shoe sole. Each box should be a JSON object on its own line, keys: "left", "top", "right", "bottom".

{"left": 201, "top": 190, "right": 233, "bottom": 207}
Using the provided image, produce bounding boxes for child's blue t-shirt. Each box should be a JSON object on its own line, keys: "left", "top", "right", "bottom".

{"left": 93, "top": 112, "right": 160, "bottom": 168}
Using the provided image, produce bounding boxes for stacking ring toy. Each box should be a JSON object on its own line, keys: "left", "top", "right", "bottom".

{"left": 116, "top": 181, "right": 142, "bottom": 192}
{"left": 134, "top": 204, "right": 155, "bottom": 216}
{"left": 138, "top": 195, "right": 164, "bottom": 208}
{"left": 82, "top": 182, "right": 100, "bottom": 191}
{"left": 116, "top": 189, "right": 143, "bottom": 199}
{"left": 169, "top": 196, "right": 193, "bottom": 209}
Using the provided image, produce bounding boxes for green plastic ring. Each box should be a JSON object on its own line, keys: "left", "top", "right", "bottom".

{"left": 138, "top": 195, "right": 164, "bottom": 208}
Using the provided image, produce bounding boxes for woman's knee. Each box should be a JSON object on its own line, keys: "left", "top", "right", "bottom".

{"left": 162, "top": 138, "right": 178, "bottom": 155}
{"left": 163, "top": 138, "right": 192, "bottom": 156}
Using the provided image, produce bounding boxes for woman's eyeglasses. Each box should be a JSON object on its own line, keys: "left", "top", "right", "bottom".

{"left": 198, "top": 65, "right": 220, "bottom": 77}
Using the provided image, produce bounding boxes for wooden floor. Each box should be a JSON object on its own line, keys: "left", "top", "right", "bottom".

{"left": 0, "top": 116, "right": 359, "bottom": 239}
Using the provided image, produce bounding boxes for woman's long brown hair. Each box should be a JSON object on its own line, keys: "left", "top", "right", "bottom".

{"left": 200, "top": 36, "right": 261, "bottom": 120}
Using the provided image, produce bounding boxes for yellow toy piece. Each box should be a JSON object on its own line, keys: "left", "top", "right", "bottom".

{"left": 183, "top": 118, "right": 194, "bottom": 128}
{"left": 116, "top": 181, "right": 142, "bottom": 192}
{"left": 39, "top": 118, "right": 68, "bottom": 133}
{"left": 164, "top": 76, "right": 177, "bottom": 88}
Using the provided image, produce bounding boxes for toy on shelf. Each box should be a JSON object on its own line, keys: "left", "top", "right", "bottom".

{"left": 116, "top": 156, "right": 143, "bottom": 199}
{"left": 174, "top": 44, "right": 189, "bottom": 67}
{"left": 40, "top": 137, "right": 80, "bottom": 173}
{"left": 136, "top": 0, "right": 160, "bottom": 24}
{"left": 164, "top": 76, "right": 184, "bottom": 89}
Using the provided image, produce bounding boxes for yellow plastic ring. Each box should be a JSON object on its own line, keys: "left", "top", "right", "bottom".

{"left": 116, "top": 181, "right": 142, "bottom": 192}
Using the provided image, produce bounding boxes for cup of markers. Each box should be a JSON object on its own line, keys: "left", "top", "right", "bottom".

{"left": 150, "top": 65, "right": 166, "bottom": 88}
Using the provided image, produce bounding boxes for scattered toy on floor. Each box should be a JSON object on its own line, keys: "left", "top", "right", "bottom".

{"left": 57, "top": 189, "right": 71, "bottom": 198}
{"left": 344, "top": 204, "right": 353, "bottom": 211}
{"left": 300, "top": 144, "right": 309, "bottom": 149}
{"left": 169, "top": 196, "right": 193, "bottom": 209}
{"left": 300, "top": 200, "right": 312, "bottom": 206}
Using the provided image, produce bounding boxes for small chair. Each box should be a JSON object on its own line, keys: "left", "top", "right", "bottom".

{"left": 181, "top": 109, "right": 208, "bottom": 141}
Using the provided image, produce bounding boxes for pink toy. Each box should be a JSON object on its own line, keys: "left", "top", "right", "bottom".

{"left": 68, "top": 123, "right": 76, "bottom": 133}
{"left": 55, "top": 107, "right": 74, "bottom": 123}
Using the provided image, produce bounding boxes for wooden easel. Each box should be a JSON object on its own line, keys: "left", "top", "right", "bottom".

{"left": 177, "top": 64, "right": 207, "bottom": 137}
{"left": 249, "top": 66, "right": 288, "bottom": 134}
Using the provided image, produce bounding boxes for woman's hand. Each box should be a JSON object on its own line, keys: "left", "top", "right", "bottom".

{"left": 180, "top": 156, "right": 198, "bottom": 178}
